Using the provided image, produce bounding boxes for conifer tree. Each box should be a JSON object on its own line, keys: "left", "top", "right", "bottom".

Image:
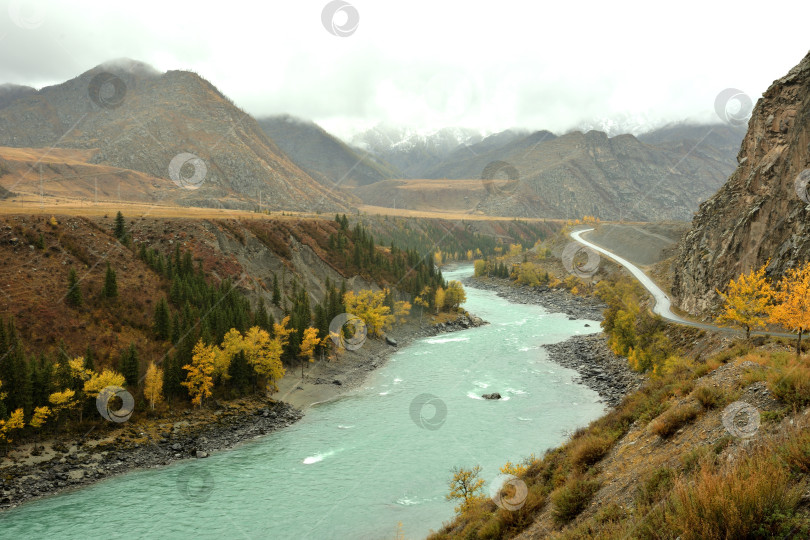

{"left": 83, "top": 346, "right": 95, "bottom": 372}
{"left": 114, "top": 211, "right": 126, "bottom": 240}
{"left": 118, "top": 344, "right": 139, "bottom": 387}
{"left": 153, "top": 297, "right": 171, "bottom": 340}
{"left": 102, "top": 262, "right": 118, "bottom": 299}
{"left": 66, "top": 268, "right": 82, "bottom": 307}
{"left": 272, "top": 273, "right": 281, "bottom": 307}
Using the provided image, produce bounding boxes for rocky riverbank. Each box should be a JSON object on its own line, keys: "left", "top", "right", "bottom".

{"left": 466, "top": 276, "right": 640, "bottom": 407}
{"left": 0, "top": 313, "right": 487, "bottom": 511}
{"left": 545, "top": 334, "right": 644, "bottom": 407}
{"left": 466, "top": 276, "right": 606, "bottom": 320}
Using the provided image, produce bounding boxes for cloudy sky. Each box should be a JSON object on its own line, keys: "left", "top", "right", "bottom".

{"left": 0, "top": 0, "right": 808, "bottom": 139}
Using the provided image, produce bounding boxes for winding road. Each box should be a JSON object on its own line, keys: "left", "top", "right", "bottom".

{"left": 569, "top": 228, "right": 795, "bottom": 338}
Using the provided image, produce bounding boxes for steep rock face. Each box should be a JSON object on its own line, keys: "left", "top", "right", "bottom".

{"left": 673, "top": 51, "right": 810, "bottom": 315}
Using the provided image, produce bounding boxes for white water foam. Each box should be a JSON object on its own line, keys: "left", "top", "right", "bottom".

{"left": 303, "top": 450, "right": 336, "bottom": 464}
{"left": 425, "top": 336, "right": 470, "bottom": 344}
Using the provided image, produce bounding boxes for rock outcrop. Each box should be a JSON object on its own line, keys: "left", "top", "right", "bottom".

{"left": 673, "top": 51, "right": 810, "bottom": 315}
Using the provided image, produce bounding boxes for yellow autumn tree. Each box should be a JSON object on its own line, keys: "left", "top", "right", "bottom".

{"left": 770, "top": 262, "right": 810, "bottom": 357}
{"left": 394, "top": 300, "right": 412, "bottom": 324}
{"left": 0, "top": 408, "right": 25, "bottom": 444}
{"left": 83, "top": 369, "right": 126, "bottom": 398}
{"left": 444, "top": 281, "right": 467, "bottom": 311}
{"left": 299, "top": 327, "right": 321, "bottom": 378}
{"left": 716, "top": 263, "right": 773, "bottom": 339}
{"left": 48, "top": 389, "right": 78, "bottom": 424}
{"left": 29, "top": 406, "right": 51, "bottom": 429}
{"left": 446, "top": 465, "right": 485, "bottom": 514}
{"left": 414, "top": 286, "right": 431, "bottom": 320}
{"left": 216, "top": 328, "right": 245, "bottom": 381}
{"left": 244, "top": 321, "right": 289, "bottom": 393}
{"left": 434, "top": 287, "right": 446, "bottom": 314}
{"left": 144, "top": 362, "right": 164, "bottom": 410}
{"left": 344, "top": 289, "right": 394, "bottom": 337}
{"left": 182, "top": 340, "right": 216, "bottom": 407}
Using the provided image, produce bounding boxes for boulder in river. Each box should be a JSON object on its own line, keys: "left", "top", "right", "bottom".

{"left": 482, "top": 393, "right": 502, "bottom": 400}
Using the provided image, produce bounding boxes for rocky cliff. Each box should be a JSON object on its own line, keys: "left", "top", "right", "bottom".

{"left": 673, "top": 51, "right": 810, "bottom": 315}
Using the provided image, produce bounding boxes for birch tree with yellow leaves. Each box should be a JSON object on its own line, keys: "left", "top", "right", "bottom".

{"left": 716, "top": 263, "right": 773, "bottom": 339}
{"left": 344, "top": 289, "right": 394, "bottom": 337}
{"left": 299, "top": 327, "right": 321, "bottom": 378}
{"left": 182, "top": 340, "right": 216, "bottom": 407}
{"left": 144, "top": 362, "right": 164, "bottom": 410}
{"left": 770, "top": 262, "right": 810, "bottom": 357}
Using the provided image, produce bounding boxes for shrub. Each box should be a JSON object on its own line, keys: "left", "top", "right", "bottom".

{"left": 692, "top": 385, "right": 725, "bottom": 409}
{"left": 768, "top": 362, "right": 810, "bottom": 408}
{"left": 778, "top": 427, "right": 810, "bottom": 475}
{"left": 650, "top": 403, "right": 701, "bottom": 439}
{"left": 636, "top": 467, "right": 674, "bottom": 506}
{"left": 654, "top": 453, "right": 804, "bottom": 539}
{"left": 551, "top": 477, "right": 600, "bottom": 525}
{"left": 570, "top": 433, "right": 615, "bottom": 471}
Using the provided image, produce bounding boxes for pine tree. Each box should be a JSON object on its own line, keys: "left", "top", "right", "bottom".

{"left": 118, "top": 344, "right": 139, "bottom": 387}
{"left": 254, "top": 299, "right": 273, "bottom": 333}
{"left": 31, "top": 354, "right": 53, "bottom": 408}
{"left": 163, "top": 354, "right": 185, "bottom": 401}
{"left": 114, "top": 211, "right": 126, "bottom": 240}
{"left": 227, "top": 350, "right": 252, "bottom": 396}
{"left": 83, "top": 346, "right": 95, "bottom": 372}
{"left": 0, "top": 319, "right": 33, "bottom": 416}
{"left": 66, "top": 268, "right": 82, "bottom": 307}
{"left": 153, "top": 297, "right": 171, "bottom": 340}
{"left": 102, "top": 262, "right": 118, "bottom": 299}
{"left": 272, "top": 273, "right": 281, "bottom": 306}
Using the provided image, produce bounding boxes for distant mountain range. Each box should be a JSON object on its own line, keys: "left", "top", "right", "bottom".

{"left": 348, "top": 124, "right": 745, "bottom": 220}
{"left": 0, "top": 59, "right": 746, "bottom": 220}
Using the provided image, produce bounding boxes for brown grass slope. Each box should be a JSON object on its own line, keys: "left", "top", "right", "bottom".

{"left": 429, "top": 337, "right": 810, "bottom": 539}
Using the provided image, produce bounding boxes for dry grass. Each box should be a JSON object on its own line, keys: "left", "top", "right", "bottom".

{"left": 569, "top": 432, "right": 615, "bottom": 471}
{"left": 550, "top": 477, "right": 600, "bottom": 525}
{"left": 768, "top": 361, "right": 810, "bottom": 408}
{"left": 644, "top": 451, "right": 806, "bottom": 539}
{"left": 691, "top": 384, "right": 726, "bottom": 409}
{"left": 649, "top": 402, "right": 701, "bottom": 439}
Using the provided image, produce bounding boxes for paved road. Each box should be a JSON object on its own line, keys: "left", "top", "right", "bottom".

{"left": 569, "top": 228, "right": 796, "bottom": 338}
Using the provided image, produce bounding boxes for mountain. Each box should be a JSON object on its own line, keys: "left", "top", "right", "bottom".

{"left": 421, "top": 129, "right": 556, "bottom": 180}
{"left": 673, "top": 51, "right": 810, "bottom": 315}
{"left": 0, "top": 59, "right": 351, "bottom": 212}
{"left": 422, "top": 128, "right": 534, "bottom": 177}
{"left": 355, "top": 129, "right": 738, "bottom": 220}
{"left": 256, "top": 115, "right": 400, "bottom": 188}
{"left": 0, "top": 84, "right": 36, "bottom": 109}
{"left": 350, "top": 124, "right": 484, "bottom": 178}
{"left": 638, "top": 122, "right": 746, "bottom": 170}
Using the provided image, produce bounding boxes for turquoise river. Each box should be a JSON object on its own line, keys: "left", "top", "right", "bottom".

{"left": 0, "top": 266, "right": 606, "bottom": 539}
